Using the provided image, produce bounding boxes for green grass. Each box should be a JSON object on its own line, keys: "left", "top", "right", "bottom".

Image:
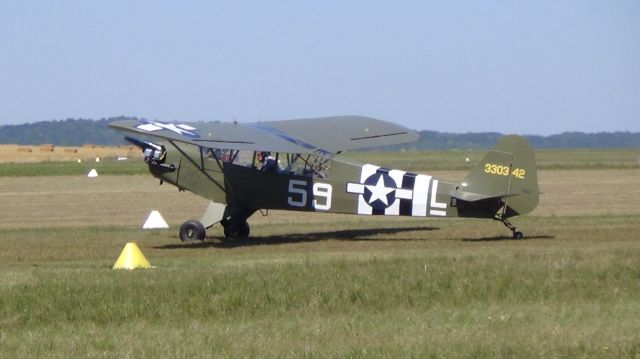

{"left": 534, "top": 148, "right": 640, "bottom": 170}
{"left": 1, "top": 148, "right": 638, "bottom": 176}
{"left": 1, "top": 215, "right": 639, "bottom": 358}
{"left": 0, "top": 158, "right": 148, "bottom": 176}
{"left": 345, "top": 148, "right": 640, "bottom": 172}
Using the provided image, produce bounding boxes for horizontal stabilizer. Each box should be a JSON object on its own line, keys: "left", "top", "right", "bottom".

{"left": 451, "top": 190, "right": 518, "bottom": 202}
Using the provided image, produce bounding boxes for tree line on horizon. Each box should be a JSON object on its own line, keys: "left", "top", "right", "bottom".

{"left": 0, "top": 117, "right": 638, "bottom": 149}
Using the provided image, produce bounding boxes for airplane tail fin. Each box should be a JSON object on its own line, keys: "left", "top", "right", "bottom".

{"left": 452, "top": 135, "right": 539, "bottom": 218}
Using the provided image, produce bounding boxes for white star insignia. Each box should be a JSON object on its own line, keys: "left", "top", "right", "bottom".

{"left": 136, "top": 121, "right": 198, "bottom": 137}
{"left": 366, "top": 176, "right": 395, "bottom": 205}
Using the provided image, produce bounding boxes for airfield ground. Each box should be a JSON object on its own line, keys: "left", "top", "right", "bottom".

{"left": 0, "top": 149, "right": 639, "bottom": 358}
{"left": 0, "top": 144, "right": 138, "bottom": 163}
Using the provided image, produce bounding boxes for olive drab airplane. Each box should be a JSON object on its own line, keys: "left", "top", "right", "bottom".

{"left": 110, "top": 116, "right": 539, "bottom": 241}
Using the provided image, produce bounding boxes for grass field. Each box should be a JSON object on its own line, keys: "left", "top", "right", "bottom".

{"left": 350, "top": 148, "right": 640, "bottom": 172}
{"left": 1, "top": 151, "right": 639, "bottom": 358}
{"left": 1, "top": 146, "right": 638, "bottom": 177}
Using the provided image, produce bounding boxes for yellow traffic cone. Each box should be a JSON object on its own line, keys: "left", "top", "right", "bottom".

{"left": 113, "top": 242, "right": 152, "bottom": 270}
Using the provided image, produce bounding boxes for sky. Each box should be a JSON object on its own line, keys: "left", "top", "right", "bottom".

{"left": 0, "top": 1, "right": 638, "bottom": 135}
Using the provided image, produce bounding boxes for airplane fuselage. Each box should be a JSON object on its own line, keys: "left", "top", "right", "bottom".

{"left": 149, "top": 141, "right": 501, "bottom": 222}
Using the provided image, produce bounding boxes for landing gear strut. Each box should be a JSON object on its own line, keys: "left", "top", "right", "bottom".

{"left": 496, "top": 216, "right": 524, "bottom": 240}
{"left": 222, "top": 220, "right": 250, "bottom": 239}
{"left": 179, "top": 205, "right": 255, "bottom": 242}
{"left": 220, "top": 206, "right": 256, "bottom": 240}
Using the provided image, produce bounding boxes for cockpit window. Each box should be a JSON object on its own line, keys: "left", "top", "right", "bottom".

{"left": 279, "top": 153, "right": 331, "bottom": 178}
{"left": 213, "top": 149, "right": 254, "bottom": 167}
{"left": 202, "top": 147, "right": 332, "bottom": 179}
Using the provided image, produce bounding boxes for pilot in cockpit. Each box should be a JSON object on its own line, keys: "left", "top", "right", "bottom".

{"left": 256, "top": 151, "right": 279, "bottom": 172}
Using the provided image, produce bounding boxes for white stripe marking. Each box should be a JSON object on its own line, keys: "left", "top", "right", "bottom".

{"left": 412, "top": 174, "right": 431, "bottom": 216}
{"left": 430, "top": 180, "right": 447, "bottom": 209}
{"left": 429, "top": 180, "right": 448, "bottom": 217}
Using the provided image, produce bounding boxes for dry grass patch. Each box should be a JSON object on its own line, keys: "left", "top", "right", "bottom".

{"left": 1, "top": 169, "right": 637, "bottom": 230}
{"left": 0, "top": 144, "right": 139, "bottom": 163}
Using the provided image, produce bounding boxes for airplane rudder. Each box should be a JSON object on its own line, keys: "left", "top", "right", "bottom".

{"left": 497, "top": 135, "right": 539, "bottom": 214}
{"left": 496, "top": 135, "right": 538, "bottom": 186}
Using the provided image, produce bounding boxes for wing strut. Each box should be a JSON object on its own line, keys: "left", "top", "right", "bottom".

{"left": 169, "top": 140, "right": 232, "bottom": 202}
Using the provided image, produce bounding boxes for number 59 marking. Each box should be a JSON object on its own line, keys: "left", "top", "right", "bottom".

{"left": 288, "top": 180, "right": 332, "bottom": 210}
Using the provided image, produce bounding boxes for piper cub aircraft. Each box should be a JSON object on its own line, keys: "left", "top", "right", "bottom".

{"left": 110, "top": 116, "right": 539, "bottom": 241}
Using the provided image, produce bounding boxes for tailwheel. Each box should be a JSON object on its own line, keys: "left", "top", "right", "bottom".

{"left": 496, "top": 216, "right": 524, "bottom": 240}
{"left": 222, "top": 221, "right": 250, "bottom": 239}
{"left": 179, "top": 220, "right": 206, "bottom": 241}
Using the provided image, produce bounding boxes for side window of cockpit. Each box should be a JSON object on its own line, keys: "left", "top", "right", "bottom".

{"left": 204, "top": 148, "right": 221, "bottom": 161}
{"left": 278, "top": 153, "right": 331, "bottom": 179}
{"left": 309, "top": 154, "right": 331, "bottom": 179}
{"left": 204, "top": 149, "right": 255, "bottom": 167}
{"left": 255, "top": 152, "right": 284, "bottom": 173}
{"left": 281, "top": 154, "right": 311, "bottom": 176}
{"left": 218, "top": 149, "right": 232, "bottom": 163}
{"left": 233, "top": 150, "right": 254, "bottom": 167}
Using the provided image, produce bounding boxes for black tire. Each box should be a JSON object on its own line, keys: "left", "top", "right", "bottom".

{"left": 179, "top": 220, "right": 206, "bottom": 241}
{"left": 238, "top": 221, "right": 250, "bottom": 237}
{"left": 223, "top": 221, "right": 250, "bottom": 239}
{"left": 513, "top": 231, "right": 524, "bottom": 240}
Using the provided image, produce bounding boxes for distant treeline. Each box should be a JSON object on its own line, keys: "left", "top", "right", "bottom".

{"left": 0, "top": 117, "right": 131, "bottom": 146}
{"left": 0, "top": 117, "right": 638, "bottom": 149}
{"left": 383, "top": 130, "right": 640, "bottom": 150}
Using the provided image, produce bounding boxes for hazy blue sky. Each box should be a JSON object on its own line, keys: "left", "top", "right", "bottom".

{"left": 1, "top": 1, "right": 638, "bottom": 134}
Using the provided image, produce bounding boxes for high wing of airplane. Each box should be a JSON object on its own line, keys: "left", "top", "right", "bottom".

{"left": 110, "top": 116, "right": 539, "bottom": 241}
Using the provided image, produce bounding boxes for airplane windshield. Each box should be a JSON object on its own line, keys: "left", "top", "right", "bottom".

{"left": 203, "top": 147, "right": 332, "bottom": 179}
{"left": 212, "top": 149, "right": 253, "bottom": 167}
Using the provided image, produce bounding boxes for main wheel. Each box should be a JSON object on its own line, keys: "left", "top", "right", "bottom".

{"left": 223, "top": 221, "right": 250, "bottom": 239}
{"left": 513, "top": 231, "right": 524, "bottom": 240}
{"left": 179, "top": 220, "right": 206, "bottom": 241}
